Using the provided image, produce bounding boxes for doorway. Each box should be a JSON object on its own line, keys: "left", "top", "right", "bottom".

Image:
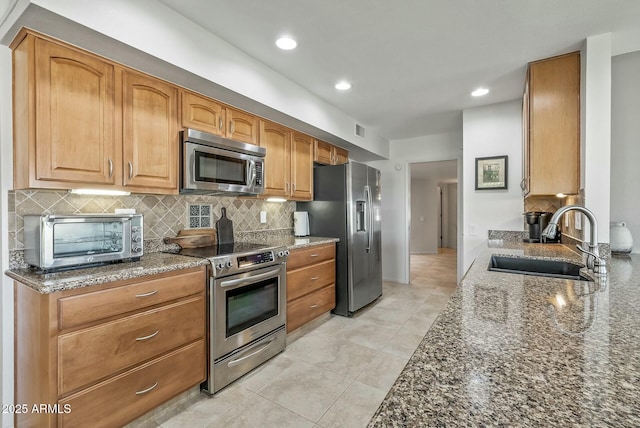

{"left": 409, "top": 160, "right": 458, "bottom": 282}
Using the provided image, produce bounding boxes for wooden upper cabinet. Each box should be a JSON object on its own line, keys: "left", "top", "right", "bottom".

{"left": 181, "top": 90, "right": 225, "bottom": 136}
{"left": 259, "top": 120, "right": 291, "bottom": 198}
{"left": 291, "top": 131, "right": 313, "bottom": 200}
{"left": 314, "top": 139, "right": 348, "bottom": 165}
{"left": 524, "top": 52, "right": 580, "bottom": 196}
{"left": 314, "top": 140, "right": 333, "bottom": 165}
{"left": 333, "top": 147, "right": 349, "bottom": 165}
{"left": 227, "top": 107, "right": 259, "bottom": 145}
{"left": 13, "top": 34, "right": 118, "bottom": 188}
{"left": 122, "top": 70, "right": 178, "bottom": 193}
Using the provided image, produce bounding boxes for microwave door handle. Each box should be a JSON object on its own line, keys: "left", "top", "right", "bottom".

{"left": 248, "top": 160, "right": 256, "bottom": 188}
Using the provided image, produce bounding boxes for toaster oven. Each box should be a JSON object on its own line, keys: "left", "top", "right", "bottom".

{"left": 23, "top": 214, "right": 143, "bottom": 272}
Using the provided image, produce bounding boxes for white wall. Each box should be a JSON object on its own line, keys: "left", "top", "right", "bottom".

{"left": 582, "top": 33, "right": 612, "bottom": 244}
{"left": 409, "top": 178, "right": 438, "bottom": 254}
{"left": 462, "top": 100, "right": 524, "bottom": 274}
{"left": 368, "top": 131, "right": 462, "bottom": 284}
{"left": 611, "top": 50, "right": 640, "bottom": 252}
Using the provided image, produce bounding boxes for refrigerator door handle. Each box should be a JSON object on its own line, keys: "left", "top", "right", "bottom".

{"left": 365, "top": 185, "right": 372, "bottom": 253}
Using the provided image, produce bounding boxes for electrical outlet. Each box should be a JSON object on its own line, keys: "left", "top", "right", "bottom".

{"left": 260, "top": 211, "right": 267, "bottom": 224}
{"left": 575, "top": 212, "right": 582, "bottom": 230}
{"left": 469, "top": 223, "right": 478, "bottom": 236}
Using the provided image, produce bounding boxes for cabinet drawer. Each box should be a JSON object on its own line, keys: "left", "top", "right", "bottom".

{"left": 287, "top": 259, "right": 335, "bottom": 301}
{"left": 58, "top": 340, "right": 205, "bottom": 428}
{"left": 287, "top": 244, "right": 335, "bottom": 271}
{"left": 58, "top": 267, "right": 205, "bottom": 329}
{"left": 58, "top": 296, "right": 204, "bottom": 395}
{"left": 287, "top": 284, "right": 335, "bottom": 332}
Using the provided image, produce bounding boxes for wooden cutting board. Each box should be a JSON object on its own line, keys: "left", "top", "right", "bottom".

{"left": 215, "top": 207, "right": 234, "bottom": 244}
{"left": 164, "top": 228, "right": 217, "bottom": 248}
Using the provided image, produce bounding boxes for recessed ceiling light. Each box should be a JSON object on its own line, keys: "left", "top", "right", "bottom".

{"left": 471, "top": 87, "right": 489, "bottom": 97}
{"left": 335, "top": 81, "right": 352, "bottom": 90}
{"left": 276, "top": 36, "right": 297, "bottom": 50}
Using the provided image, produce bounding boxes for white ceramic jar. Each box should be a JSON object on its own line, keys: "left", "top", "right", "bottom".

{"left": 610, "top": 221, "right": 633, "bottom": 254}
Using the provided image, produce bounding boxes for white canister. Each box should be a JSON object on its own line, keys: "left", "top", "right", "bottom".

{"left": 610, "top": 221, "right": 633, "bottom": 254}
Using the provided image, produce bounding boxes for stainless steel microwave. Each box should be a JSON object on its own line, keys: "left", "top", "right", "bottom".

{"left": 180, "top": 128, "right": 266, "bottom": 195}
{"left": 23, "top": 214, "right": 143, "bottom": 272}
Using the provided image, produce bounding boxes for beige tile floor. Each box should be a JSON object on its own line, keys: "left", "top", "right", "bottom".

{"left": 151, "top": 249, "right": 457, "bottom": 427}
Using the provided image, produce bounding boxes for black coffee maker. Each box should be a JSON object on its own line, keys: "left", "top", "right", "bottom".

{"left": 524, "top": 211, "right": 559, "bottom": 243}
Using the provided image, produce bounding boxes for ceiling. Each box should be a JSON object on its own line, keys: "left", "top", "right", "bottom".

{"left": 158, "top": 0, "right": 640, "bottom": 141}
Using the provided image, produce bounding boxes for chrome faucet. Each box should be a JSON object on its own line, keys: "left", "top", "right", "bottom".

{"left": 541, "top": 205, "right": 606, "bottom": 275}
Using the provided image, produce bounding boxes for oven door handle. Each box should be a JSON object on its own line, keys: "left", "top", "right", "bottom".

{"left": 227, "top": 335, "right": 277, "bottom": 368}
{"left": 219, "top": 268, "right": 282, "bottom": 288}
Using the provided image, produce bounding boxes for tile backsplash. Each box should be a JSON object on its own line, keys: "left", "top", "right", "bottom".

{"left": 8, "top": 190, "right": 295, "bottom": 251}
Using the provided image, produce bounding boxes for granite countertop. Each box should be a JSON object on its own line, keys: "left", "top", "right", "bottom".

{"left": 370, "top": 241, "right": 640, "bottom": 427}
{"left": 5, "top": 236, "right": 339, "bottom": 294}
{"left": 5, "top": 252, "right": 209, "bottom": 294}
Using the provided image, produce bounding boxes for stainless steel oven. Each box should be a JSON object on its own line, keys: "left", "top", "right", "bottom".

{"left": 174, "top": 243, "right": 288, "bottom": 394}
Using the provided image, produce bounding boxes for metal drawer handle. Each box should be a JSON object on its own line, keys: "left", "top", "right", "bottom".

{"left": 230, "top": 120, "right": 235, "bottom": 134}
{"left": 135, "top": 290, "right": 158, "bottom": 298}
{"left": 128, "top": 161, "right": 133, "bottom": 179}
{"left": 219, "top": 117, "right": 223, "bottom": 130}
{"left": 310, "top": 276, "right": 319, "bottom": 280}
{"left": 310, "top": 304, "right": 318, "bottom": 308}
{"left": 135, "top": 381, "right": 158, "bottom": 395}
{"left": 228, "top": 336, "right": 276, "bottom": 368}
{"left": 310, "top": 254, "right": 319, "bottom": 257}
{"left": 108, "top": 159, "right": 113, "bottom": 178}
{"left": 135, "top": 331, "right": 159, "bottom": 341}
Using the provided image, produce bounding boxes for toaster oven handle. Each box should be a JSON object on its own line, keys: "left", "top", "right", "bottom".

{"left": 220, "top": 268, "right": 281, "bottom": 288}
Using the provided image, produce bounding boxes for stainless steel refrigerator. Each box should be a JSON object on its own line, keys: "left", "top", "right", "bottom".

{"left": 297, "top": 161, "right": 382, "bottom": 316}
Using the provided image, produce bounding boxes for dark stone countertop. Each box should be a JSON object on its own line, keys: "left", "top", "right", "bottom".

{"left": 369, "top": 241, "right": 640, "bottom": 427}
{"left": 5, "top": 236, "right": 339, "bottom": 294}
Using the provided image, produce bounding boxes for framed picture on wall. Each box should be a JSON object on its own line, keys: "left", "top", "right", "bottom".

{"left": 475, "top": 155, "right": 508, "bottom": 190}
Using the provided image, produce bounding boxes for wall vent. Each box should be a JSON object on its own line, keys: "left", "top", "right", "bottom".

{"left": 355, "top": 123, "right": 366, "bottom": 138}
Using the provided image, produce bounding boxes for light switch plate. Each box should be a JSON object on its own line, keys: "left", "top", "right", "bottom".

{"left": 575, "top": 212, "right": 582, "bottom": 230}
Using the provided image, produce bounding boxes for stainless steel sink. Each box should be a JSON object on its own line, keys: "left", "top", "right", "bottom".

{"left": 488, "top": 255, "right": 593, "bottom": 282}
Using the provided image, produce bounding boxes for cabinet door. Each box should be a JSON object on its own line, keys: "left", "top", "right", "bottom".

{"left": 227, "top": 107, "right": 259, "bottom": 145}
{"left": 528, "top": 52, "right": 580, "bottom": 195}
{"left": 333, "top": 147, "right": 349, "bottom": 165}
{"left": 181, "top": 91, "right": 225, "bottom": 136}
{"left": 521, "top": 75, "right": 530, "bottom": 196}
{"left": 259, "top": 120, "right": 291, "bottom": 198}
{"left": 314, "top": 140, "right": 333, "bottom": 165}
{"left": 122, "top": 71, "right": 178, "bottom": 193}
{"left": 291, "top": 131, "right": 314, "bottom": 200}
{"left": 34, "top": 38, "right": 117, "bottom": 185}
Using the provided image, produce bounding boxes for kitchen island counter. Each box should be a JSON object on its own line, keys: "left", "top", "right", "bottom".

{"left": 369, "top": 241, "right": 640, "bottom": 427}
{"left": 5, "top": 252, "right": 209, "bottom": 294}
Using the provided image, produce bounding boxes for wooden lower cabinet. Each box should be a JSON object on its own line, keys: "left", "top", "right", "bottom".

{"left": 58, "top": 341, "right": 205, "bottom": 428}
{"left": 14, "top": 266, "right": 206, "bottom": 428}
{"left": 286, "top": 244, "right": 336, "bottom": 332}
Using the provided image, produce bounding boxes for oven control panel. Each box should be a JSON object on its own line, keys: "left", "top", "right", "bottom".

{"left": 238, "top": 251, "right": 275, "bottom": 268}
{"left": 211, "top": 246, "right": 289, "bottom": 277}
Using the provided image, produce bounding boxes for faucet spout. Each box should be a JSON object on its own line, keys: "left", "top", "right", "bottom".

{"left": 541, "top": 205, "right": 603, "bottom": 273}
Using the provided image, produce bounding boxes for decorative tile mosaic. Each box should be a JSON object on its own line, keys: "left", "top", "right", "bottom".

{"left": 8, "top": 190, "right": 295, "bottom": 251}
